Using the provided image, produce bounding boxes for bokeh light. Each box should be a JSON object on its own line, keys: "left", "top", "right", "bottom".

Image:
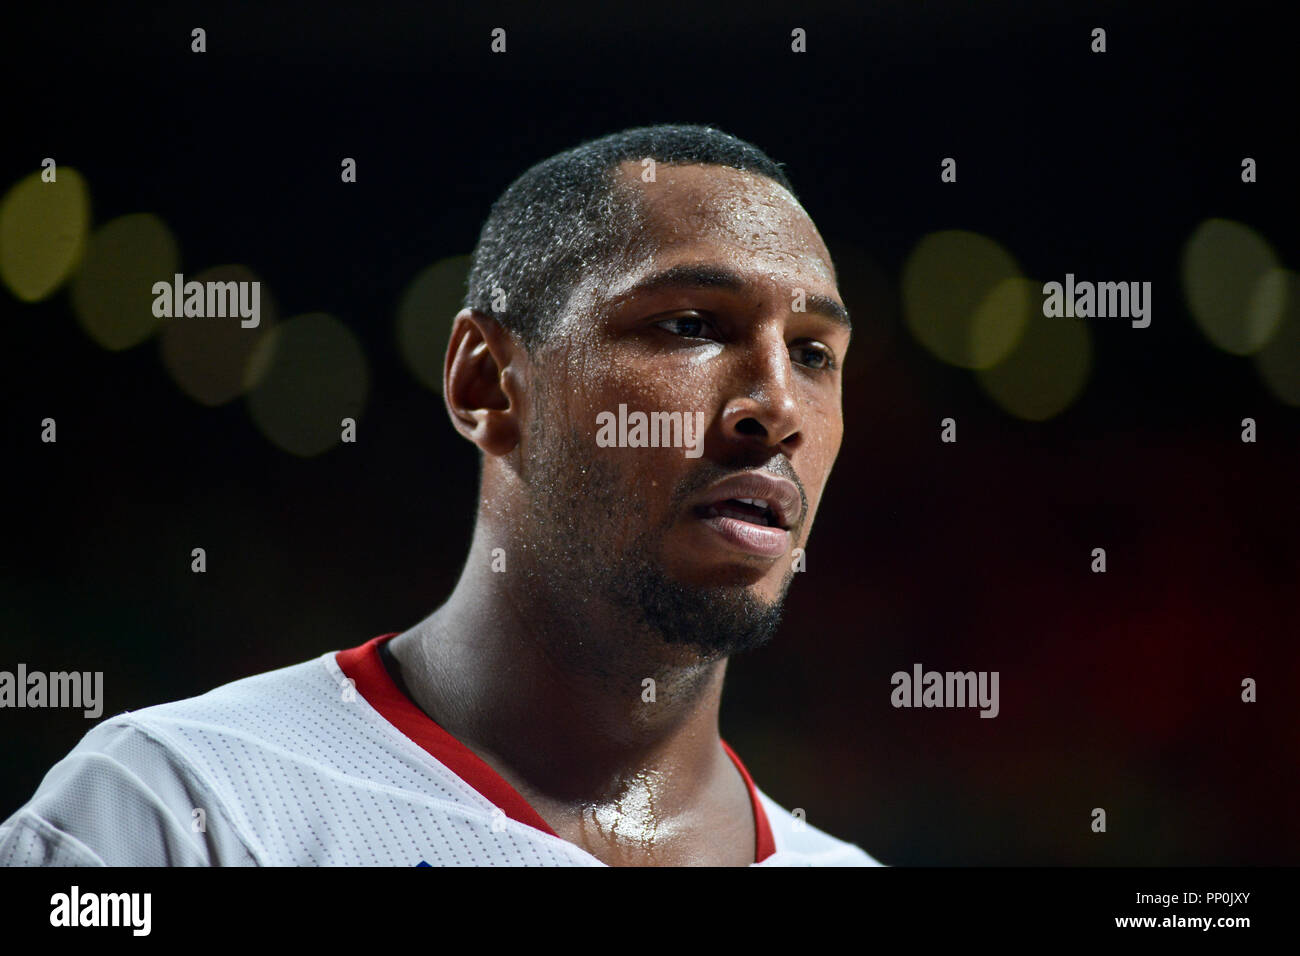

{"left": 70, "top": 213, "right": 180, "bottom": 351}
{"left": 902, "top": 230, "right": 1027, "bottom": 369}
{"left": 244, "top": 313, "right": 369, "bottom": 456}
{"left": 970, "top": 276, "right": 1036, "bottom": 369}
{"left": 1182, "top": 218, "right": 1284, "bottom": 355}
{"left": 976, "top": 281, "right": 1092, "bottom": 421}
{"left": 1254, "top": 269, "right": 1300, "bottom": 406}
{"left": 0, "top": 168, "right": 91, "bottom": 302}
{"left": 159, "top": 265, "right": 279, "bottom": 406}
{"left": 396, "top": 254, "right": 471, "bottom": 393}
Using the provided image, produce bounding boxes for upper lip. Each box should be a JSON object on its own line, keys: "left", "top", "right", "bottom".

{"left": 692, "top": 472, "right": 802, "bottom": 531}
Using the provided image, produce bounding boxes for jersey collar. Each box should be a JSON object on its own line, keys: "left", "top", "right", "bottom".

{"left": 336, "top": 633, "right": 775, "bottom": 863}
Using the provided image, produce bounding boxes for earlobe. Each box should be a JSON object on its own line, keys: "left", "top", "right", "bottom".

{"left": 444, "top": 309, "right": 522, "bottom": 456}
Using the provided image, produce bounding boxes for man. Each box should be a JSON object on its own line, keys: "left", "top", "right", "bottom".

{"left": 1, "top": 124, "right": 879, "bottom": 866}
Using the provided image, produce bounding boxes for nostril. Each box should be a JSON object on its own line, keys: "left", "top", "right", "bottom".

{"left": 735, "top": 418, "right": 766, "bottom": 437}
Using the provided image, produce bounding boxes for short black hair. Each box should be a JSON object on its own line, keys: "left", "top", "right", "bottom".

{"left": 465, "top": 124, "right": 796, "bottom": 349}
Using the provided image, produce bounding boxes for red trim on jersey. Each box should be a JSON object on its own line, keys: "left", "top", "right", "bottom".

{"left": 337, "top": 633, "right": 776, "bottom": 863}
{"left": 336, "top": 633, "right": 558, "bottom": 837}
{"left": 721, "top": 738, "right": 777, "bottom": 863}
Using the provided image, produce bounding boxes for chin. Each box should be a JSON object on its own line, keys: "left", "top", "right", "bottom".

{"left": 666, "top": 555, "right": 784, "bottom": 591}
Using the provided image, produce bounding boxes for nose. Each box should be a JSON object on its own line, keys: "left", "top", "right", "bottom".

{"left": 718, "top": 333, "right": 803, "bottom": 455}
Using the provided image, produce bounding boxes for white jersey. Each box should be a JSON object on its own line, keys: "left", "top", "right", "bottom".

{"left": 0, "top": 634, "right": 881, "bottom": 867}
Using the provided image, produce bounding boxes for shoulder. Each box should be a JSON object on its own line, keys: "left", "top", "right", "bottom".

{"left": 755, "top": 789, "right": 886, "bottom": 867}
{"left": 0, "top": 697, "right": 270, "bottom": 865}
{"left": 1, "top": 648, "right": 544, "bottom": 866}
{"left": 58, "top": 652, "right": 361, "bottom": 792}
{"left": 0, "top": 651, "right": 376, "bottom": 866}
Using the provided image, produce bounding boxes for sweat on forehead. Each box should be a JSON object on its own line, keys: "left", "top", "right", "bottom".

{"left": 614, "top": 161, "right": 815, "bottom": 241}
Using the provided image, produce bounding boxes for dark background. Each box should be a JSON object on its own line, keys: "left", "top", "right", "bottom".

{"left": 2, "top": 1, "right": 1296, "bottom": 864}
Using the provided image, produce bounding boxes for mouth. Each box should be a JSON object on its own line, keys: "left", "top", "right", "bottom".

{"left": 690, "top": 473, "right": 802, "bottom": 559}
{"left": 696, "top": 497, "right": 785, "bottom": 528}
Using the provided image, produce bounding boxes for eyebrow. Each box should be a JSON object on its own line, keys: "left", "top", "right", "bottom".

{"left": 616, "top": 262, "right": 853, "bottom": 332}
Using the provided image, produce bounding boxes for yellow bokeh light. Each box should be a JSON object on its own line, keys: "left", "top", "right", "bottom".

{"left": 1254, "top": 269, "right": 1300, "bottom": 406}
{"left": 244, "top": 313, "right": 369, "bottom": 456}
{"left": 70, "top": 213, "right": 180, "bottom": 350}
{"left": 0, "top": 168, "right": 91, "bottom": 302}
{"left": 902, "top": 230, "right": 1025, "bottom": 369}
{"left": 396, "top": 254, "right": 471, "bottom": 393}
{"left": 159, "top": 265, "right": 278, "bottom": 406}
{"left": 970, "top": 277, "right": 1035, "bottom": 370}
{"left": 976, "top": 299, "right": 1092, "bottom": 422}
{"left": 1182, "top": 218, "right": 1284, "bottom": 355}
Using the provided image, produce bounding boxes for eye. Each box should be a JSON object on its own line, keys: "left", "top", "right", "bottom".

{"left": 792, "top": 342, "right": 836, "bottom": 371}
{"left": 654, "top": 313, "right": 717, "bottom": 339}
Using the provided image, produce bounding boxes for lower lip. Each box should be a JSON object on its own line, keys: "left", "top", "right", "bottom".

{"left": 698, "top": 515, "right": 791, "bottom": 558}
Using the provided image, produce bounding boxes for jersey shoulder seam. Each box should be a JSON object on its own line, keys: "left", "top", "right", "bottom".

{"left": 3, "top": 809, "right": 108, "bottom": 866}
{"left": 99, "top": 713, "right": 267, "bottom": 865}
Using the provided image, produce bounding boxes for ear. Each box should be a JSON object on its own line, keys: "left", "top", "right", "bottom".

{"left": 444, "top": 308, "right": 525, "bottom": 456}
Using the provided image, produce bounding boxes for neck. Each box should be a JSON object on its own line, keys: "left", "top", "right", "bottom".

{"left": 388, "top": 528, "right": 732, "bottom": 809}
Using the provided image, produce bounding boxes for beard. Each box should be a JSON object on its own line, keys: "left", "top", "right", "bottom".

{"left": 521, "top": 419, "right": 794, "bottom": 662}
{"left": 623, "top": 553, "right": 789, "bottom": 659}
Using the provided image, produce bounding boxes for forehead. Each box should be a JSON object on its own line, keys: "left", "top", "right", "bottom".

{"left": 611, "top": 160, "right": 836, "bottom": 285}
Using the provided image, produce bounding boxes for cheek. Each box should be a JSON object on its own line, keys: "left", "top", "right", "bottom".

{"left": 556, "top": 348, "right": 702, "bottom": 502}
{"left": 798, "top": 403, "right": 844, "bottom": 524}
{"left": 572, "top": 340, "right": 720, "bottom": 424}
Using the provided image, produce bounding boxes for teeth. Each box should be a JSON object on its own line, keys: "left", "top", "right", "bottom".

{"left": 704, "top": 496, "right": 782, "bottom": 529}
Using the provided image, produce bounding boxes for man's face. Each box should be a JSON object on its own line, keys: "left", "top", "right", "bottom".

{"left": 520, "top": 162, "right": 849, "bottom": 659}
